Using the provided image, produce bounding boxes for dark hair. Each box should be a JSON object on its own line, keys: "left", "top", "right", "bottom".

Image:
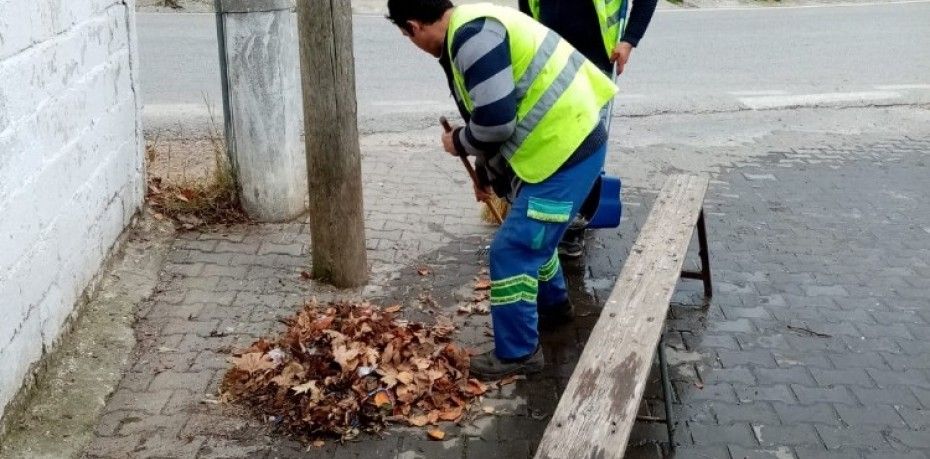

{"left": 386, "top": 0, "right": 454, "bottom": 34}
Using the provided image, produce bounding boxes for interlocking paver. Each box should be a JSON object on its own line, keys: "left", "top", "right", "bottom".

{"left": 713, "top": 402, "right": 780, "bottom": 425}
{"left": 699, "top": 367, "right": 757, "bottom": 385}
{"left": 862, "top": 451, "right": 929, "bottom": 459}
{"left": 689, "top": 422, "right": 757, "bottom": 446}
{"left": 834, "top": 404, "right": 907, "bottom": 427}
{"left": 771, "top": 402, "right": 840, "bottom": 426}
{"left": 729, "top": 445, "right": 799, "bottom": 459}
{"left": 852, "top": 386, "right": 922, "bottom": 407}
{"left": 809, "top": 368, "right": 875, "bottom": 388}
{"left": 815, "top": 426, "right": 888, "bottom": 450}
{"left": 752, "top": 425, "right": 822, "bottom": 447}
{"left": 886, "top": 429, "right": 930, "bottom": 449}
{"left": 73, "top": 134, "right": 930, "bottom": 458}
{"left": 897, "top": 406, "right": 930, "bottom": 430}
{"left": 754, "top": 367, "right": 816, "bottom": 386}
{"left": 737, "top": 385, "right": 797, "bottom": 404}
{"left": 794, "top": 446, "right": 864, "bottom": 459}
{"left": 791, "top": 386, "right": 856, "bottom": 405}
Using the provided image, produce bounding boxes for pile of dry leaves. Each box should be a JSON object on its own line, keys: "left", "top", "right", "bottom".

{"left": 221, "top": 300, "right": 487, "bottom": 441}
{"left": 147, "top": 177, "right": 249, "bottom": 229}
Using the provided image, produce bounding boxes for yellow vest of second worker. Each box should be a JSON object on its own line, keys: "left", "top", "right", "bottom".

{"left": 447, "top": 4, "right": 618, "bottom": 183}
{"left": 526, "top": 0, "right": 627, "bottom": 58}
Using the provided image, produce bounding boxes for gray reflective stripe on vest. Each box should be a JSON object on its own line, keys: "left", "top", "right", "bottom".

{"left": 607, "top": 0, "right": 625, "bottom": 27}
{"left": 501, "top": 50, "right": 587, "bottom": 160}
{"left": 514, "top": 30, "right": 560, "bottom": 101}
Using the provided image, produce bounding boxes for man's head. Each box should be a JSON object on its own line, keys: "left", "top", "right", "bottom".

{"left": 386, "top": 0, "right": 454, "bottom": 57}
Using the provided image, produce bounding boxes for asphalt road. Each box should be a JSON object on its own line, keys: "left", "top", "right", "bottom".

{"left": 138, "top": 1, "right": 930, "bottom": 133}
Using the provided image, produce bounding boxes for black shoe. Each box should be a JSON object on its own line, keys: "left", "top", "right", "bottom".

{"left": 538, "top": 299, "right": 575, "bottom": 328}
{"left": 558, "top": 226, "right": 586, "bottom": 259}
{"left": 469, "top": 347, "right": 545, "bottom": 381}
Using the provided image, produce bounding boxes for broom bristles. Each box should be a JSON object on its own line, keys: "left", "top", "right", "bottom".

{"left": 480, "top": 196, "right": 511, "bottom": 225}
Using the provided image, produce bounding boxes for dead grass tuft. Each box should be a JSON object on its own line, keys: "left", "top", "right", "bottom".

{"left": 145, "top": 104, "right": 249, "bottom": 229}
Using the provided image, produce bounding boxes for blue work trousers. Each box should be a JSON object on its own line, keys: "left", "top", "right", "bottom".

{"left": 489, "top": 142, "right": 607, "bottom": 359}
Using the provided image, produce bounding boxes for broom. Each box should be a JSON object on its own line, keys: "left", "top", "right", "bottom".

{"left": 440, "top": 117, "right": 510, "bottom": 225}
{"left": 479, "top": 191, "right": 510, "bottom": 225}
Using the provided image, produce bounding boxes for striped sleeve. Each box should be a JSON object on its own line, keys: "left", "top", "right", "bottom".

{"left": 449, "top": 18, "right": 517, "bottom": 157}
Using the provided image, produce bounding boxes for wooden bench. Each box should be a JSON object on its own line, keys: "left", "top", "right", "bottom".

{"left": 535, "top": 174, "right": 713, "bottom": 458}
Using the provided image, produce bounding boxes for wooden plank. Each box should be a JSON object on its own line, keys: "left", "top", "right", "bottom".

{"left": 535, "top": 175, "right": 709, "bottom": 459}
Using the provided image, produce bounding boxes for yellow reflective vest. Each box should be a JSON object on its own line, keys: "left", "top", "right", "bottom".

{"left": 526, "top": 0, "right": 627, "bottom": 58}
{"left": 447, "top": 4, "right": 618, "bottom": 183}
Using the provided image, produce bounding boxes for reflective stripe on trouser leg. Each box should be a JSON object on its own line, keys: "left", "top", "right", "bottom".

{"left": 488, "top": 142, "right": 608, "bottom": 359}
{"left": 538, "top": 251, "right": 568, "bottom": 311}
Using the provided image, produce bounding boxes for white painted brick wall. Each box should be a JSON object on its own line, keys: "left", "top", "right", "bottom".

{"left": 0, "top": 0, "right": 144, "bottom": 419}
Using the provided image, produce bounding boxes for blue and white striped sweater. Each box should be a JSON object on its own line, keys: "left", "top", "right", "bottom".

{"left": 442, "top": 18, "right": 517, "bottom": 158}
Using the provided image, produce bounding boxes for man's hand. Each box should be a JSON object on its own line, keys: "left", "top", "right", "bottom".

{"left": 441, "top": 127, "right": 459, "bottom": 156}
{"left": 473, "top": 184, "right": 493, "bottom": 203}
{"left": 610, "top": 41, "right": 634, "bottom": 76}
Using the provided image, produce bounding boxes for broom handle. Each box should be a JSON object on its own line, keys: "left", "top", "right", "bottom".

{"left": 440, "top": 117, "right": 504, "bottom": 225}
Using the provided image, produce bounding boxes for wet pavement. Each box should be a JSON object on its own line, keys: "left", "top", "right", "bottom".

{"left": 70, "top": 117, "right": 930, "bottom": 458}
{"left": 0, "top": 103, "right": 904, "bottom": 458}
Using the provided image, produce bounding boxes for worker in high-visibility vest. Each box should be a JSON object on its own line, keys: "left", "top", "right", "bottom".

{"left": 520, "top": 0, "right": 658, "bottom": 258}
{"left": 520, "top": 0, "right": 657, "bottom": 76}
{"left": 387, "top": 0, "right": 618, "bottom": 378}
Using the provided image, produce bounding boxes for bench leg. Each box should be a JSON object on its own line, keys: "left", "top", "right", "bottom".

{"left": 680, "top": 209, "right": 713, "bottom": 299}
{"left": 695, "top": 209, "right": 713, "bottom": 298}
{"left": 658, "top": 334, "right": 676, "bottom": 451}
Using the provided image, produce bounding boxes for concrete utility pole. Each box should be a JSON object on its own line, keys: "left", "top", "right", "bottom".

{"left": 215, "top": 0, "right": 308, "bottom": 222}
{"left": 296, "top": 0, "right": 368, "bottom": 287}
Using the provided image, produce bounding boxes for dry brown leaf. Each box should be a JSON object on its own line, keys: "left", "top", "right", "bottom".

{"left": 332, "top": 344, "right": 360, "bottom": 372}
{"left": 439, "top": 406, "right": 463, "bottom": 421}
{"left": 396, "top": 383, "right": 417, "bottom": 404}
{"left": 427, "top": 367, "right": 445, "bottom": 381}
{"left": 408, "top": 414, "right": 429, "bottom": 427}
{"left": 300, "top": 271, "right": 312, "bottom": 280}
{"left": 292, "top": 380, "right": 322, "bottom": 402}
{"left": 270, "top": 362, "right": 304, "bottom": 388}
{"left": 230, "top": 352, "right": 275, "bottom": 374}
{"left": 384, "top": 304, "right": 402, "bottom": 314}
{"left": 465, "top": 379, "right": 487, "bottom": 396}
{"left": 499, "top": 375, "right": 518, "bottom": 386}
{"left": 312, "top": 316, "right": 334, "bottom": 331}
{"left": 474, "top": 278, "right": 492, "bottom": 291}
{"left": 396, "top": 371, "right": 415, "bottom": 385}
{"left": 373, "top": 391, "right": 391, "bottom": 407}
{"left": 411, "top": 357, "right": 431, "bottom": 370}
{"left": 417, "top": 266, "right": 431, "bottom": 276}
{"left": 427, "top": 429, "right": 445, "bottom": 441}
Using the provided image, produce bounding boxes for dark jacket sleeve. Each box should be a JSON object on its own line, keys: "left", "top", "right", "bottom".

{"left": 621, "top": 0, "right": 658, "bottom": 47}
{"left": 518, "top": 0, "right": 531, "bottom": 15}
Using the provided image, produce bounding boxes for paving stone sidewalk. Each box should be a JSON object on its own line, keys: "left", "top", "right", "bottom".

{"left": 82, "top": 133, "right": 930, "bottom": 459}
